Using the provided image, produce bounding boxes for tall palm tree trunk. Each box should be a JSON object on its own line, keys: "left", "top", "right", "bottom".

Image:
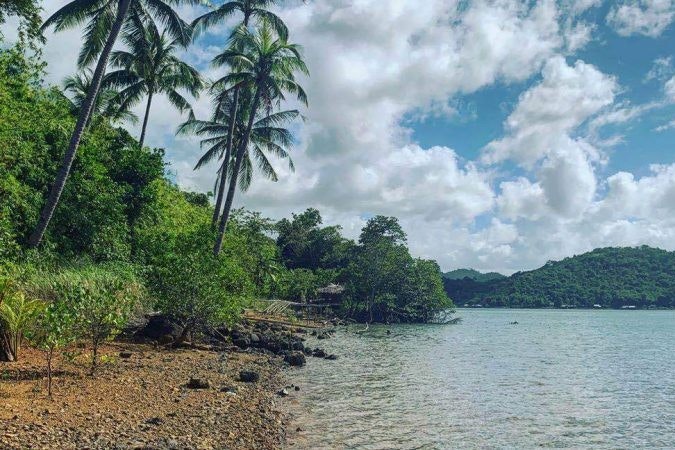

{"left": 139, "top": 90, "right": 154, "bottom": 148}
{"left": 211, "top": 87, "right": 240, "bottom": 226}
{"left": 211, "top": 161, "right": 227, "bottom": 226}
{"left": 213, "top": 88, "right": 261, "bottom": 256}
{"left": 28, "top": 0, "right": 132, "bottom": 248}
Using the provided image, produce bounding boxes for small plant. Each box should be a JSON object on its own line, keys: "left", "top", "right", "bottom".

{"left": 25, "top": 300, "right": 75, "bottom": 397}
{"left": 0, "top": 290, "right": 43, "bottom": 361}
{"left": 53, "top": 266, "right": 141, "bottom": 375}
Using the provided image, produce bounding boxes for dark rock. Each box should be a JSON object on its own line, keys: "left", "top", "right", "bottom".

{"left": 312, "top": 348, "right": 326, "bottom": 358}
{"left": 239, "top": 371, "right": 260, "bottom": 383}
{"left": 140, "top": 315, "right": 183, "bottom": 340}
{"left": 325, "top": 354, "right": 338, "bottom": 360}
{"left": 277, "top": 388, "right": 289, "bottom": 397}
{"left": 119, "top": 351, "right": 133, "bottom": 359}
{"left": 302, "top": 347, "right": 313, "bottom": 355}
{"left": 146, "top": 417, "right": 163, "bottom": 426}
{"left": 233, "top": 338, "right": 250, "bottom": 349}
{"left": 317, "top": 333, "right": 328, "bottom": 340}
{"left": 220, "top": 386, "right": 238, "bottom": 394}
{"left": 284, "top": 352, "right": 306, "bottom": 367}
{"left": 157, "top": 334, "right": 174, "bottom": 346}
{"left": 186, "top": 378, "right": 210, "bottom": 389}
{"left": 294, "top": 386, "right": 300, "bottom": 391}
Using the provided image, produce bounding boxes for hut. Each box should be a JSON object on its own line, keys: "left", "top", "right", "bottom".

{"left": 314, "top": 283, "right": 345, "bottom": 305}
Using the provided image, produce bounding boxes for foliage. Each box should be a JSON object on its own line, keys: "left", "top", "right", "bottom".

{"left": 147, "top": 230, "right": 253, "bottom": 341}
{"left": 0, "top": 286, "right": 43, "bottom": 361}
{"left": 342, "top": 216, "right": 453, "bottom": 323}
{"left": 45, "top": 264, "right": 142, "bottom": 374}
{"left": 275, "top": 208, "right": 352, "bottom": 271}
{"left": 24, "top": 296, "right": 76, "bottom": 396}
{"left": 446, "top": 246, "right": 675, "bottom": 309}
{"left": 443, "top": 268, "right": 506, "bottom": 282}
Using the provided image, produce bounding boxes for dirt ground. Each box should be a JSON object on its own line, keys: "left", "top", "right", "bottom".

{"left": 0, "top": 343, "right": 293, "bottom": 449}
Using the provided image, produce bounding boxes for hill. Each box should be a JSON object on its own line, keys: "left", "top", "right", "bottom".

{"left": 443, "top": 268, "right": 506, "bottom": 282}
{"left": 444, "top": 246, "right": 675, "bottom": 309}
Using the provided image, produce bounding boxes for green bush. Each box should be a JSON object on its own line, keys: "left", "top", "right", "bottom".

{"left": 148, "top": 235, "right": 253, "bottom": 342}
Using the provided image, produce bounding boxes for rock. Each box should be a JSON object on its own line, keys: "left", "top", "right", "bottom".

{"left": 277, "top": 389, "right": 289, "bottom": 397}
{"left": 317, "top": 332, "right": 328, "bottom": 340}
{"left": 119, "top": 351, "right": 133, "bottom": 359}
{"left": 249, "top": 333, "right": 260, "bottom": 344}
{"left": 233, "top": 338, "right": 250, "bottom": 349}
{"left": 140, "top": 315, "right": 183, "bottom": 340}
{"left": 146, "top": 417, "right": 163, "bottom": 426}
{"left": 186, "top": 378, "right": 210, "bottom": 389}
{"left": 312, "top": 348, "right": 326, "bottom": 358}
{"left": 239, "top": 371, "right": 260, "bottom": 383}
{"left": 294, "top": 386, "right": 300, "bottom": 391}
{"left": 302, "top": 347, "right": 313, "bottom": 355}
{"left": 284, "top": 352, "right": 306, "bottom": 367}
{"left": 219, "top": 386, "right": 238, "bottom": 394}
{"left": 325, "top": 354, "right": 338, "bottom": 360}
{"left": 157, "top": 334, "right": 175, "bottom": 346}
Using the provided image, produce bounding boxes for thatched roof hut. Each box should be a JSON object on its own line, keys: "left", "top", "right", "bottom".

{"left": 310, "top": 283, "right": 345, "bottom": 304}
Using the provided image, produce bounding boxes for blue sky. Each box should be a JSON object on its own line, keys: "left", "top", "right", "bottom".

{"left": 6, "top": 0, "right": 675, "bottom": 273}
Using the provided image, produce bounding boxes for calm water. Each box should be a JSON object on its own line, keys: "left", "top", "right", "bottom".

{"left": 289, "top": 309, "right": 675, "bottom": 449}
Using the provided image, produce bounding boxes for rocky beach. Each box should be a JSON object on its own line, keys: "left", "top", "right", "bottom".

{"left": 0, "top": 319, "right": 334, "bottom": 449}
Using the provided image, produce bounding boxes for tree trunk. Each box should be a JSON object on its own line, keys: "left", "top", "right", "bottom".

{"left": 211, "top": 88, "right": 240, "bottom": 226}
{"left": 28, "top": 0, "right": 132, "bottom": 248}
{"left": 139, "top": 90, "right": 154, "bottom": 148}
{"left": 213, "top": 89, "right": 261, "bottom": 256}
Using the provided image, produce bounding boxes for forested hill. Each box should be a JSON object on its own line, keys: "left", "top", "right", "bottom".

{"left": 444, "top": 247, "right": 675, "bottom": 309}
{"left": 443, "top": 269, "right": 506, "bottom": 282}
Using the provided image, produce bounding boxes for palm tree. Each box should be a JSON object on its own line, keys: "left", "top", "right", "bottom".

{"left": 212, "top": 23, "right": 308, "bottom": 256}
{"left": 63, "top": 69, "right": 139, "bottom": 126}
{"left": 192, "top": 1, "right": 287, "bottom": 230}
{"left": 178, "top": 92, "right": 298, "bottom": 225}
{"left": 192, "top": 0, "right": 287, "bottom": 38}
{"left": 106, "top": 15, "right": 204, "bottom": 147}
{"left": 29, "top": 0, "right": 199, "bottom": 248}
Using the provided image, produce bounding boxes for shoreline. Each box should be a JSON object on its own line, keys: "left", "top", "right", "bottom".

{"left": 0, "top": 341, "right": 300, "bottom": 449}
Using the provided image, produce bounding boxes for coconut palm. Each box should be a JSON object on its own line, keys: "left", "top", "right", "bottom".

{"left": 212, "top": 23, "right": 308, "bottom": 256}
{"left": 192, "top": 0, "right": 287, "bottom": 38}
{"left": 192, "top": 1, "right": 287, "bottom": 230}
{"left": 106, "top": 16, "right": 203, "bottom": 147}
{"left": 178, "top": 92, "right": 298, "bottom": 224}
{"left": 29, "top": 0, "right": 200, "bottom": 248}
{"left": 63, "top": 69, "right": 139, "bottom": 126}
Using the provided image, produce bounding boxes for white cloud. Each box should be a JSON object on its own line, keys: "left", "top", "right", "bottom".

{"left": 483, "top": 56, "right": 616, "bottom": 166}
{"left": 666, "top": 76, "right": 675, "bottom": 100}
{"left": 3, "top": 0, "right": 675, "bottom": 275}
{"left": 607, "top": 0, "right": 675, "bottom": 37}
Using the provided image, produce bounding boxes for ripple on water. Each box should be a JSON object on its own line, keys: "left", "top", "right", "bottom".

{"left": 290, "top": 309, "right": 675, "bottom": 450}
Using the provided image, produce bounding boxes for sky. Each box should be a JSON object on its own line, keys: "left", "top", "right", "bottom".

{"left": 3, "top": 0, "right": 675, "bottom": 274}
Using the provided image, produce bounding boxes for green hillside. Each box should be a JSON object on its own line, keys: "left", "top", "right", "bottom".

{"left": 444, "top": 246, "right": 675, "bottom": 309}
{"left": 443, "top": 268, "right": 506, "bottom": 282}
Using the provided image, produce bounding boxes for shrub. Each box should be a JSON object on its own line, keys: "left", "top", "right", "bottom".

{"left": 47, "top": 265, "right": 142, "bottom": 375}
{"left": 0, "top": 287, "right": 43, "bottom": 361}
{"left": 25, "top": 299, "right": 74, "bottom": 396}
{"left": 149, "top": 247, "right": 252, "bottom": 343}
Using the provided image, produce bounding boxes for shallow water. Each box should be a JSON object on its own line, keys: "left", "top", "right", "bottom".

{"left": 290, "top": 309, "right": 675, "bottom": 449}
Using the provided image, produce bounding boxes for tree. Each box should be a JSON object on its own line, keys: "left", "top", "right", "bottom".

{"left": 63, "top": 69, "right": 138, "bottom": 126}
{"left": 213, "top": 23, "right": 308, "bottom": 255}
{"left": 192, "top": 0, "right": 288, "bottom": 38}
{"left": 106, "top": 14, "right": 203, "bottom": 147}
{"left": 191, "top": 1, "right": 288, "bottom": 229}
{"left": 29, "top": 0, "right": 199, "bottom": 248}
{"left": 178, "top": 89, "right": 298, "bottom": 225}
{"left": 0, "top": 0, "right": 43, "bottom": 43}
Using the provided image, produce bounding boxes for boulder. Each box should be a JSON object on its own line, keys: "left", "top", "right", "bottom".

{"left": 249, "top": 333, "right": 260, "bottom": 345}
{"left": 140, "top": 315, "right": 183, "bottom": 340}
{"left": 239, "top": 371, "right": 260, "bottom": 383}
{"left": 325, "top": 354, "right": 338, "bottom": 360}
{"left": 312, "top": 348, "right": 326, "bottom": 358}
{"left": 233, "top": 338, "right": 250, "bottom": 349}
{"left": 284, "top": 352, "right": 306, "bottom": 367}
{"left": 119, "top": 351, "right": 133, "bottom": 359}
{"left": 277, "top": 388, "right": 290, "bottom": 397}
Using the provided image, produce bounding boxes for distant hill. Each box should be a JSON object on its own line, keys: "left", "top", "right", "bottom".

{"left": 443, "top": 268, "right": 506, "bottom": 282}
{"left": 444, "top": 246, "right": 675, "bottom": 309}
